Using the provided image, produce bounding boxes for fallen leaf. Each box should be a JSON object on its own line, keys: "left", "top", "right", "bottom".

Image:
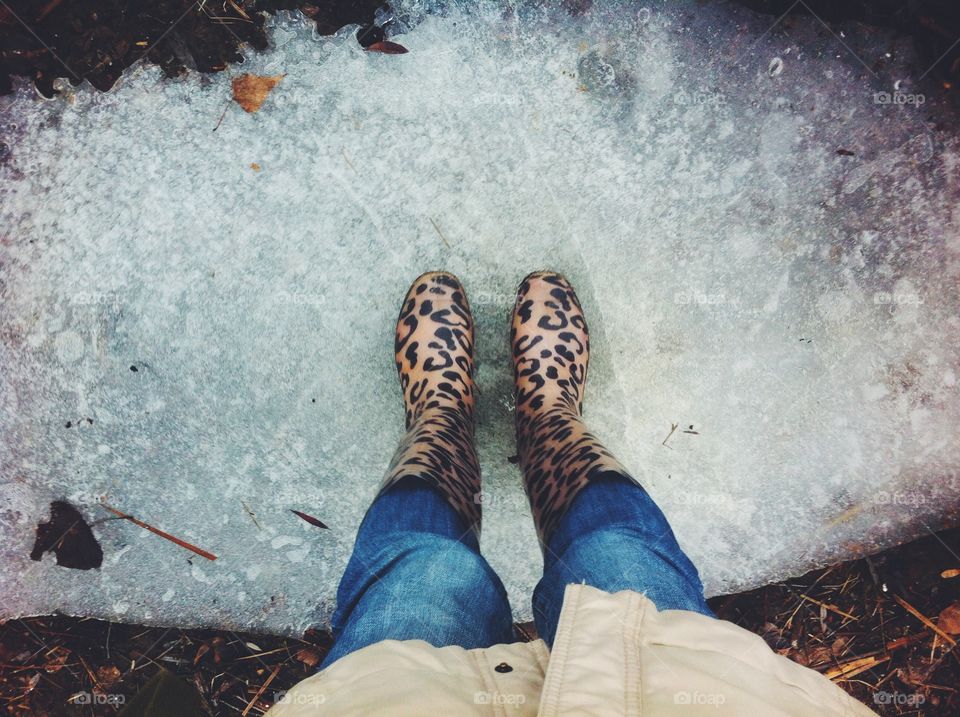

{"left": 365, "top": 41, "right": 409, "bottom": 54}
{"left": 895, "top": 664, "right": 928, "bottom": 687}
{"left": 941, "top": 568, "right": 960, "bottom": 579}
{"left": 296, "top": 647, "right": 321, "bottom": 668}
{"left": 193, "top": 642, "right": 210, "bottom": 666}
{"left": 291, "top": 509, "right": 328, "bottom": 529}
{"left": 231, "top": 74, "right": 283, "bottom": 113}
{"left": 830, "top": 635, "right": 851, "bottom": 657}
{"left": 31, "top": 501, "right": 103, "bottom": 570}
{"left": 836, "top": 148, "right": 856, "bottom": 156}
{"left": 97, "top": 665, "right": 121, "bottom": 687}
{"left": 796, "top": 644, "right": 832, "bottom": 667}
{"left": 250, "top": 162, "right": 261, "bottom": 172}
{"left": 938, "top": 601, "right": 960, "bottom": 635}
{"left": 118, "top": 669, "right": 205, "bottom": 717}
{"left": 194, "top": 636, "right": 226, "bottom": 665}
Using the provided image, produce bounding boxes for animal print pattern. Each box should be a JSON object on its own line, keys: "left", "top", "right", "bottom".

{"left": 378, "top": 272, "right": 482, "bottom": 536}
{"left": 512, "top": 271, "right": 635, "bottom": 545}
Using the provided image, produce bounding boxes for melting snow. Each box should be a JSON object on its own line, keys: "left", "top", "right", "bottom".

{"left": 1, "top": 1, "right": 958, "bottom": 634}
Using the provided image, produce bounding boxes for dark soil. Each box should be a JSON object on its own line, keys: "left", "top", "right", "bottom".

{"left": 736, "top": 1, "right": 960, "bottom": 85}
{"left": 2, "top": 1, "right": 960, "bottom": 98}
{"left": 2, "top": 528, "right": 958, "bottom": 716}
{"left": 0, "top": 0, "right": 385, "bottom": 97}
{"left": 715, "top": 528, "right": 960, "bottom": 716}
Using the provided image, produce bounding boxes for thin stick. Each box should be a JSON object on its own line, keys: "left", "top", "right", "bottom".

{"left": 661, "top": 422, "right": 678, "bottom": 447}
{"left": 341, "top": 149, "right": 358, "bottom": 174}
{"left": 242, "top": 664, "right": 281, "bottom": 716}
{"left": 429, "top": 217, "right": 451, "bottom": 249}
{"left": 893, "top": 594, "right": 957, "bottom": 646}
{"left": 100, "top": 503, "right": 217, "bottom": 561}
{"left": 825, "top": 654, "right": 889, "bottom": 681}
{"left": 799, "top": 593, "right": 858, "bottom": 621}
{"left": 212, "top": 103, "right": 228, "bottom": 132}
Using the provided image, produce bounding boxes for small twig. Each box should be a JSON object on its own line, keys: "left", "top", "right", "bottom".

{"left": 429, "top": 217, "right": 451, "bottom": 249}
{"left": 242, "top": 664, "right": 281, "bottom": 716}
{"left": 799, "top": 594, "right": 858, "bottom": 621}
{"left": 235, "top": 647, "right": 289, "bottom": 661}
{"left": 661, "top": 422, "right": 678, "bottom": 447}
{"left": 825, "top": 654, "right": 890, "bottom": 681}
{"left": 35, "top": 0, "right": 64, "bottom": 23}
{"left": 893, "top": 594, "right": 957, "bottom": 646}
{"left": 226, "top": 0, "right": 250, "bottom": 20}
{"left": 241, "top": 501, "right": 261, "bottom": 530}
{"left": 212, "top": 102, "right": 228, "bottom": 132}
{"left": 100, "top": 502, "right": 217, "bottom": 561}
{"left": 341, "top": 149, "right": 358, "bottom": 174}
{"left": 77, "top": 655, "right": 101, "bottom": 690}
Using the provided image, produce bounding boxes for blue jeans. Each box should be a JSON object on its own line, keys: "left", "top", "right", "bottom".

{"left": 321, "top": 474, "right": 712, "bottom": 668}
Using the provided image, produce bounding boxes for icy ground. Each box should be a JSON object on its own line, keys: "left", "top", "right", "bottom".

{"left": 1, "top": 0, "right": 958, "bottom": 635}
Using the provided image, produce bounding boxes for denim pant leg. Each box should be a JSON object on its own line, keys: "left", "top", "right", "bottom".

{"left": 533, "top": 473, "right": 713, "bottom": 647}
{"left": 321, "top": 477, "right": 514, "bottom": 668}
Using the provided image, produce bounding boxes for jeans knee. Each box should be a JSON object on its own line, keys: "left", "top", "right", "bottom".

{"left": 412, "top": 537, "right": 508, "bottom": 603}
{"left": 550, "top": 524, "right": 709, "bottom": 614}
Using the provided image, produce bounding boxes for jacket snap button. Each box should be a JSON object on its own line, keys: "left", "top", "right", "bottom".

{"left": 495, "top": 662, "right": 513, "bottom": 673}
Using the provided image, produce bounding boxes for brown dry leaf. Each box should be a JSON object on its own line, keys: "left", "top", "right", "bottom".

{"left": 938, "top": 600, "right": 960, "bottom": 635}
{"left": 942, "top": 568, "right": 960, "bottom": 579}
{"left": 250, "top": 162, "right": 261, "bottom": 172}
{"left": 365, "top": 40, "right": 409, "bottom": 54}
{"left": 895, "top": 664, "right": 929, "bottom": 687}
{"left": 232, "top": 74, "right": 283, "bottom": 113}
{"left": 796, "top": 644, "right": 833, "bottom": 667}
{"left": 830, "top": 635, "right": 851, "bottom": 657}
{"left": 193, "top": 641, "right": 210, "bottom": 665}
{"left": 96, "top": 665, "right": 121, "bottom": 687}
{"left": 193, "top": 636, "right": 226, "bottom": 665}
{"left": 295, "top": 647, "right": 321, "bottom": 669}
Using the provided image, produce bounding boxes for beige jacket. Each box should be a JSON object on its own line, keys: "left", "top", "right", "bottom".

{"left": 267, "top": 584, "right": 878, "bottom": 716}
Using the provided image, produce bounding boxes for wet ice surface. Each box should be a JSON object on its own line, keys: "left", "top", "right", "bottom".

{"left": 1, "top": 0, "right": 958, "bottom": 634}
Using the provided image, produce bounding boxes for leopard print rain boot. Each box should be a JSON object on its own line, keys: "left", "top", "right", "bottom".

{"left": 512, "top": 271, "right": 637, "bottom": 546}
{"left": 378, "top": 272, "right": 483, "bottom": 536}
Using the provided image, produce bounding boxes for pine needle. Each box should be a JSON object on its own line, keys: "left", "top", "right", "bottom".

{"left": 99, "top": 502, "right": 217, "bottom": 561}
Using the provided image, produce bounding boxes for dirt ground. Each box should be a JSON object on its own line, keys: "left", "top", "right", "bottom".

{"left": 0, "top": 0, "right": 383, "bottom": 96}
{"left": 1, "top": 0, "right": 959, "bottom": 97}
{"left": 2, "top": 527, "right": 958, "bottom": 716}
